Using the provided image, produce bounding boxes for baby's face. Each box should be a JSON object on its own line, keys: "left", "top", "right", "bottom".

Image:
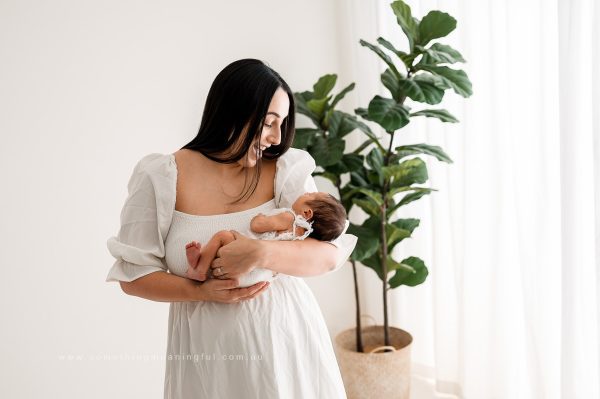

{"left": 292, "top": 192, "right": 326, "bottom": 216}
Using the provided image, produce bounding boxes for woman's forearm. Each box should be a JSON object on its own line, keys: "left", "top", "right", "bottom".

{"left": 120, "top": 271, "right": 203, "bottom": 302}
{"left": 260, "top": 238, "right": 338, "bottom": 277}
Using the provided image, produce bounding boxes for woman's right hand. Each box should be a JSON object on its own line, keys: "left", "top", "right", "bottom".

{"left": 193, "top": 278, "right": 270, "bottom": 303}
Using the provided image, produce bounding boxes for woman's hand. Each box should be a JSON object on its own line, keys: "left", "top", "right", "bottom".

{"left": 194, "top": 278, "right": 270, "bottom": 303}
{"left": 210, "top": 230, "right": 265, "bottom": 279}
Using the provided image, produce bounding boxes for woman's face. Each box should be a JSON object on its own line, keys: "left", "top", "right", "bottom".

{"left": 241, "top": 87, "right": 290, "bottom": 168}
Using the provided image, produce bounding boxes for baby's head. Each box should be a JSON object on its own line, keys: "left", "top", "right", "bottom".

{"left": 292, "top": 192, "right": 347, "bottom": 241}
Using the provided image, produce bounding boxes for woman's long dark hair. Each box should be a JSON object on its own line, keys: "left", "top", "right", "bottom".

{"left": 181, "top": 59, "right": 295, "bottom": 203}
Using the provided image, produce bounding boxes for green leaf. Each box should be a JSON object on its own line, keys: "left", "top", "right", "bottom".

{"left": 352, "top": 198, "right": 381, "bottom": 217}
{"left": 417, "top": 65, "right": 473, "bottom": 97}
{"left": 340, "top": 184, "right": 356, "bottom": 211}
{"left": 352, "top": 139, "right": 374, "bottom": 155}
{"left": 400, "top": 74, "right": 445, "bottom": 105}
{"left": 381, "top": 68, "right": 402, "bottom": 102}
{"left": 313, "top": 171, "right": 339, "bottom": 186}
{"left": 366, "top": 146, "right": 384, "bottom": 169}
{"left": 390, "top": 0, "right": 420, "bottom": 51}
{"left": 292, "top": 128, "right": 321, "bottom": 149}
{"left": 355, "top": 188, "right": 383, "bottom": 206}
{"left": 392, "top": 218, "right": 420, "bottom": 235}
{"left": 418, "top": 43, "right": 465, "bottom": 65}
{"left": 313, "top": 74, "right": 337, "bottom": 99}
{"left": 361, "top": 253, "right": 384, "bottom": 280}
{"left": 388, "top": 256, "right": 428, "bottom": 288}
{"left": 294, "top": 93, "right": 320, "bottom": 125}
{"left": 355, "top": 107, "right": 369, "bottom": 119}
{"left": 397, "top": 189, "right": 432, "bottom": 207}
{"left": 388, "top": 189, "right": 435, "bottom": 215}
{"left": 307, "top": 96, "right": 332, "bottom": 119}
{"left": 328, "top": 111, "right": 360, "bottom": 138}
{"left": 311, "top": 136, "right": 345, "bottom": 167}
{"left": 350, "top": 170, "right": 370, "bottom": 187}
{"left": 377, "top": 37, "right": 414, "bottom": 69}
{"left": 359, "top": 39, "right": 402, "bottom": 79}
{"left": 353, "top": 117, "right": 386, "bottom": 153}
{"left": 394, "top": 143, "right": 453, "bottom": 163}
{"left": 417, "top": 11, "right": 457, "bottom": 46}
{"left": 341, "top": 153, "right": 364, "bottom": 173}
{"left": 297, "top": 91, "right": 314, "bottom": 102}
{"left": 348, "top": 223, "right": 380, "bottom": 261}
{"left": 386, "top": 258, "right": 417, "bottom": 274}
{"left": 367, "top": 170, "right": 383, "bottom": 187}
{"left": 330, "top": 82, "right": 355, "bottom": 109}
{"left": 386, "top": 223, "right": 412, "bottom": 249}
{"left": 384, "top": 158, "right": 428, "bottom": 188}
{"left": 367, "top": 95, "right": 410, "bottom": 132}
{"left": 389, "top": 185, "right": 437, "bottom": 197}
{"left": 410, "top": 109, "right": 459, "bottom": 123}
{"left": 362, "top": 214, "right": 382, "bottom": 232}
{"left": 376, "top": 36, "right": 404, "bottom": 58}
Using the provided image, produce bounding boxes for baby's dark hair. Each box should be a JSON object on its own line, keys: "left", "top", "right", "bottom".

{"left": 306, "top": 194, "right": 347, "bottom": 241}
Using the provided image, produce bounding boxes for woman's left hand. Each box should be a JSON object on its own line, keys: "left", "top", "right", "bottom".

{"left": 210, "top": 230, "right": 264, "bottom": 279}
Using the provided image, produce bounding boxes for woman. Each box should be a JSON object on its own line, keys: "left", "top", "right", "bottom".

{"left": 106, "top": 58, "right": 357, "bottom": 398}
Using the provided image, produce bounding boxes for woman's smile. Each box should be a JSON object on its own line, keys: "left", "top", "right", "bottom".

{"left": 253, "top": 143, "right": 270, "bottom": 158}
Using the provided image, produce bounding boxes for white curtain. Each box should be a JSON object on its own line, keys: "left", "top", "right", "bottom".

{"left": 344, "top": 0, "right": 600, "bottom": 397}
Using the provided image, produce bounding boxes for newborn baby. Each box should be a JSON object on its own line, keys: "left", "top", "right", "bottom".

{"left": 184, "top": 191, "right": 347, "bottom": 287}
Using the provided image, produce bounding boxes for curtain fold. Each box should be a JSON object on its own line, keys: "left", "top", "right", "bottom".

{"left": 346, "top": 0, "right": 600, "bottom": 397}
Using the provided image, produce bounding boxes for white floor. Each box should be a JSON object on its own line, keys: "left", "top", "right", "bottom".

{"left": 410, "top": 375, "right": 459, "bottom": 399}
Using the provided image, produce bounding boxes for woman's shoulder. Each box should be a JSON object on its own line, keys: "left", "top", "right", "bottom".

{"left": 273, "top": 148, "right": 318, "bottom": 208}
{"left": 132, "top": 152, "right": 176, "bottom": 177}
{"left": 277, "top": 147, "right": 315, "bottom": 165}
{"left": 275, "top": 148, "right": 316, "bottom": 177}
{"left": 125, "top": 152, "right": 177, "bottom": 204}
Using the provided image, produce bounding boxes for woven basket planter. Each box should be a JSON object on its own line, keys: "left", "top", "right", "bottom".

{"left": 334, "top": 325, "right": 413, "bottom": 399}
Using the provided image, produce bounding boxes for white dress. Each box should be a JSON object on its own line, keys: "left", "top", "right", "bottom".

{"left": 105, "top": 148, "right": 357, "bottom": 398}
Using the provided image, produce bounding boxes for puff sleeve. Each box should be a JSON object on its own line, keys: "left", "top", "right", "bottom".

{"left": 105, "top": 153, "right": 177, "bottom": 283}
{"left": 274, "top": 148, "right": 358, "bottom": 273}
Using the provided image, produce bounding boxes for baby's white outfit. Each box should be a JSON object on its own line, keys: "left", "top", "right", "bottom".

{"left": 253, "top": 207, "right": 313, "bottom": 241}
{"left": 240, "top": 207, "right": 314, "bottom": 287}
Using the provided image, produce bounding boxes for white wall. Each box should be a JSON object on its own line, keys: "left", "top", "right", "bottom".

{"left": 0, "top": 0, "right": 362, "bottom": 397}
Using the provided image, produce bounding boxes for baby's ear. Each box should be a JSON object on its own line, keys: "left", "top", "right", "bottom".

{"left": 303, "top": 208, "right": 313, "bottom": 220}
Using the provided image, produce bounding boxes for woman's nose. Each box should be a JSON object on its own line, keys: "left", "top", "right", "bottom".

{"left": 269, "top": 126, "right": 282, "bottom": 145}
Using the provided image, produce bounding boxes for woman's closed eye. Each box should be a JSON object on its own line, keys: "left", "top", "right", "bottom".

{"left": 264, "top": 123, "right": 272, "bottom": 128}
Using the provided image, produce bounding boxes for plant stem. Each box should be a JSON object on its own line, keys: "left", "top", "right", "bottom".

{"left": 351, "top": 259, "right": 364, "bottom": 352}
{"left": 336, "top": 180, "right": 364, "bottom": 353}
{"left": 381, "top": 130, "right": 396, "bottom": 348}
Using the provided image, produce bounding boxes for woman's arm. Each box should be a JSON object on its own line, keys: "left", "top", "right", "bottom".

{"left": 120, "top": 271, "right": 269, "bottom": 303}
{"left": 210, "top": 231, "right": 339, "bottom": 278}
{"left": 261, "top": 238, "right": 338, "bottom": 276}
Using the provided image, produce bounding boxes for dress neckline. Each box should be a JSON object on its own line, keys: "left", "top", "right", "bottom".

{"left": 169, "top": 153, "right": 277, "bottom": 219}
{"left": 172, "top": 198, "right": 275, "bottom": 219}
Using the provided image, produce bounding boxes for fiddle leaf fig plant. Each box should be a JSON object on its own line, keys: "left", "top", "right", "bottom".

{"left": 293, "top": 0, "right": 472, "bottom": 352}
{"left": 347, "top": 0, "right": 472, "bottom": 347}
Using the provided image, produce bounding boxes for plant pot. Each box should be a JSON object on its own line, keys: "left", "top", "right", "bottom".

{"left": 334, "top": 325, "right": 413, "bottom": 399}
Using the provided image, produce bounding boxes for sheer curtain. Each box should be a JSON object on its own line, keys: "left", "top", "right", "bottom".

{"left": 344, "top": 0, "right": 600, "bottom": 397}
